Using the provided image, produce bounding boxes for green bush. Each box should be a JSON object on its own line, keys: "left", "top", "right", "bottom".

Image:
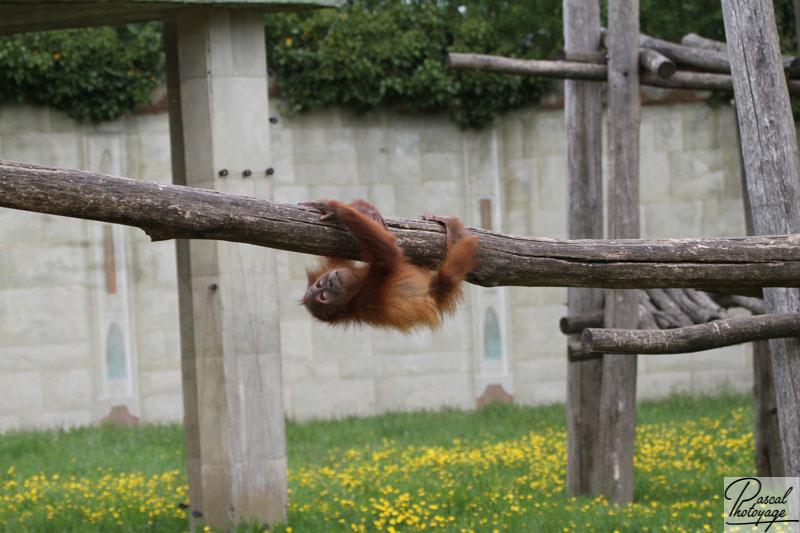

{"left": 265, "top": 0, "right": 561, "bottom": 128}
{"left": 0, "top": 1, "right": 797, "bottom": 127}
{"left": 0, "top": 23, "right": 164, "bottom": 122}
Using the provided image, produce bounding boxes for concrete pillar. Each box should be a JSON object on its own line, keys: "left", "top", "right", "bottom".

{"left": 164, "top": 9, "right": 287, "bottom": 529}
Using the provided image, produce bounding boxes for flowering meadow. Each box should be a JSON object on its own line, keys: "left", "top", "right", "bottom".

{"left": 1, "top": 393, "right": 754, "bottom": 532}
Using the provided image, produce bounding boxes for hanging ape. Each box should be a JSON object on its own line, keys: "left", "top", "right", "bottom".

{"left": 300, "top": 199, "right": 478, "bottom": 332}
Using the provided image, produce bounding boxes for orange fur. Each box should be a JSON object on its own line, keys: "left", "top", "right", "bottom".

{"left": 301, "top": 199, "right": 478, "bottom": 333}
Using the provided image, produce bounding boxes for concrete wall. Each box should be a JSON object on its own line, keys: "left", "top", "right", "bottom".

{"left": 0, "top": 91, "right": 752, "bottom": 430}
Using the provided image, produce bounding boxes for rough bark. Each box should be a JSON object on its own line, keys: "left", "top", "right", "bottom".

{"left": 680, "top": 32, "right": 800, "bottom": 78}
{"left": 646, "top": 288, "right": 696, "bottom": 327}
{"left": 560, "top": 311, "right": 604, "bottom": 334}
{"left": 754, "top": 337, "right": 786, "bottom": 476}
{"left": 680, "top": 32, "right": 728, "bottom": 53}
{"left": 713, "top": 294, "right": 767, "bottom": 315}
{"left": 597, "top": 0, "right": 640, "bottom": 505}
{"left": 3, "top": 159, "right": 800, "bottom": 290}
{"left": 639, "top": 48, "right": 675, "bottom": 79}
{"left": 447, "top": 52, "right": 800, "bottom": 95}
{"left": 638, "top": 32, "right": 730, "bottom": 73}
{"left": 663, "top": 288, "right": 728, "bottom": 323}
{"left": 554, "top": 48, "right": 607, "bottom": 63}
{"left": 734, "top": 97, "right": 785, "bottom": 478}
{"left": 581, "top": 313, "right": 800, "bottom": 354}
{"left": 723, "top": 0, "right": 800, "bottom": 477}
{"left": 448, "top": 52, "right": 608, "bottom": 80}
{"left": 563, "top": 0, "right": 605, "bottom": 499}
{"left": 638, "top": 293, "right": 661, "bottom": 330}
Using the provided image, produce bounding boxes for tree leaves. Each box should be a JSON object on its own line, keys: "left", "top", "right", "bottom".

{"left": 0, "top": 23, "right": 163, "bottom": 122}
{"left": 264, "top": 1, "right": 558, "bottom": 129}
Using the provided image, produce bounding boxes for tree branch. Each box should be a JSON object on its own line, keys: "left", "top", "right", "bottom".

{"left": 447, "top": 52, "right": 800, "bottom": 96}
{"left": 2, "top": 159, "right": 800, "bottom": 290}
{"left": 578, "top": 313, "right": 800, "bottom": 356}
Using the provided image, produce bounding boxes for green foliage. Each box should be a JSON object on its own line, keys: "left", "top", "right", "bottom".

{"left": 1, "top": 2, "right": 799, "bottom": 127}
{"left": 637, "top": 0, "right": 726, "bottom": 43}
{"left": 637, "top": 0, "right": 796, "bottom": 53}
{"left": 0, "top": 23, "right": 164, "bottom": 122}
{"left": 265, "top": 0, "right": 561, "bottom": 128}
{"left": 266, "top": 0, "right": 800, "bottom": 128}
{"left": 635, "top": 0, "right": 799, "bottom": 116}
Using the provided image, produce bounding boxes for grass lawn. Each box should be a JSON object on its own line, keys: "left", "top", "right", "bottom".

{"left": 0, "top": 392, "right": 754, "bottom": 532}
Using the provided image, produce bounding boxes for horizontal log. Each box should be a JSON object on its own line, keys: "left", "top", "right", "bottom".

{"left": 3, "top": 159, "right": 800, "bottom": 290}
{"left": 554, "top": 48, "right": 607, "bottom": 64}
{"left": 681, "top": 32, "right": 727, "bottom": 53}
{"left": 640, "top": 48, "right": 676, "bottom": 79}
{"left": 638, "top": 32, "right": 730, "bottom": 73}
{"left": 560, "top": 311, "right": 604, "bottom": 334}
{"left": 581, "top": 313, "right": 800, "bottom": 354}
{"left": 646, "top": 288, "right": 694, "bottom": 327}
{"left": 638, "top": 293, "right": 662, "bottom": 330}
{"left": 568, "top": 340, "right": 599, "bottom": 362}
{"left": 640, "top": 69, "right": 737, "bottom": 92}
{"left": 712, "top": 294, "right": 767, "bottom": 315}
{"left": 664, "top": 288, "right": 728, "bottom": 323}
{"left": 681, "top": 32, "right": 800, "bottom": 78}
{"left": 562, "top": 290, "right": 727, "bottom": 336}
{"left": 448, "top": 53, "right": 607, "bottom": 81}
{"left": 557, "top": 46, "right": 681, "bottom": 79}
{"left": 684, "top": 289, "right": 729, "bottom": 320}
{"left": 447, "top": 52, "right": 800, "bottom": 96}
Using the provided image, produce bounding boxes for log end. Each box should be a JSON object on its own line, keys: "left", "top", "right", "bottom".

{"left": 787, "top": 56, "right": 800, "bottom": 79}
{"left": 567, "top": 339, "right": 601, "bottom": 362}
{"left": 580, "top": 328, "right": 597, "bottom": 355}
{"left": 656, "top": 61, "right": 676, "bottom": 79}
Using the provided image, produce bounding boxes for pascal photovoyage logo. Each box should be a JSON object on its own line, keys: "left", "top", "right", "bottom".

{"left": 724, "top": 477, "right": 800, "bottom": 532}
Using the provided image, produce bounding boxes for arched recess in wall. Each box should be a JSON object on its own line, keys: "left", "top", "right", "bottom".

{"left": 87, "top": 134, "right": 140, "bottom": 419}
{"left": 106, "top": 322, "right": 128, "bottom": 380}
{"left": 483, "top": 307, "right": 502, "bottom": 361}
{"left": 464, "top": 129, "right": 513, "bottom": 403}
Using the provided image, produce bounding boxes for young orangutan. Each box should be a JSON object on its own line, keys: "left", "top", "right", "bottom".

{"left": 300, "top": 199, "right": 478, "bottom": 332}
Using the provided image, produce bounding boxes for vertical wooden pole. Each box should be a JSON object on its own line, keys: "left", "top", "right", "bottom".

{"left": 753, "top": 338, "right": 786, "bottom": 475}
{"left": 563, "top": 0, "right": 604, "bottom": 497}
{"left": 164, "top": 21, "right": 205, "bottom": 528}
{"left": 735, "top": 119, "right": 785, "bottom": 476}
{"left": 722, "top": 0, "right": 800, "bottom": 477}
{"left": 597, "top": 0, "right": 640, "bottom": 504}
{"left": 164, "top": 9, "right": 288, "bottom": 529}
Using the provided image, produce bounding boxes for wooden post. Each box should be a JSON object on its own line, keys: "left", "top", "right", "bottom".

{"left": 754, "top": 332, "right": 786, "bottom": 475}
{"left": 448, "top": 52, "right": 800, "bottom": 96}
{"left": 164, "top": 9, "right": 287, "bottom": 529}
{"left": 597, "top": 0, "right": 640, "bottom": 504}
{"left": 639, "top": 48, "right": 675, "bottom": 79}
{"left": 582, "top": 314, "right": 800, "bottom": 354}
{"left": 563, "top": 0, "right": 604, "bottom": 498}
{"left": 734, "top": 113, "right": 785, "bottom": 476}
{"left": 722, "top": 0, "right": 800, "bottom": 477}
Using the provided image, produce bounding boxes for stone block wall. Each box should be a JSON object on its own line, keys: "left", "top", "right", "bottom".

{"left": 0, "top": 92, "right": 752, "bottom": 429}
